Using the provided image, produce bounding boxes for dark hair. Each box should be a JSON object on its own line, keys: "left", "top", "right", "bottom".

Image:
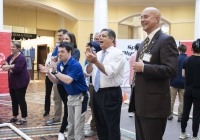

{"left": 192, "top": 39, "right": 200, "bottom": 53}
{"left": 101, "top": 28, "right": 116, "bottom": 44}
{"left": 65, "top": 32, "right": 77, "bottom": 49}
{"left": 178, "top": 44, "right": 187, "bottom": 53}
{"left": 58, "top": 29, "right": 68, "bottom": 34}
{"left": 59, "top": 42, "right": 72, "bottom": 52}
{"left": 12, "top": 41, "right": 21, "bottom": 49}
{"left": 135, "top": 43, "right": 140, "bottom": 51}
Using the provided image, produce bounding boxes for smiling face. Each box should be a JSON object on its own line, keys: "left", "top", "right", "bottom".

{"left": 58, "top": 47, "right": 71, "bottom": 63}
{"left": 11, "top": 42, "right": 20, "bottom": 55}
{"left": 63, "top": 34, "right": 71, "bottom": 43}
{"left": 99, "top": 30, "right": 114, "bottom": 50}
{"left": 141, "top": 7, "right": 161, "bottom": 34}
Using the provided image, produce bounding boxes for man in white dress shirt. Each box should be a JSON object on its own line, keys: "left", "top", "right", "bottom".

{"left": 85, "top": 28, "right": 125, "bottom": 140}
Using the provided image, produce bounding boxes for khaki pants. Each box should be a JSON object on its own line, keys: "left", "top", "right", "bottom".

{"left": 67, "top": 93, "right": 88, "bottom": 140}
{"left": 53, "top": 84, "right": 62, "bottom": 121}
{"left": 170, "top": 86, "right": 184, "bottom": 117}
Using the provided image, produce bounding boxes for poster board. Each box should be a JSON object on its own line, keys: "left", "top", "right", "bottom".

{"left": 25, "top": 56, "right": 32, "bottom": 70}
{"left": 0, "top": 32, "right": 11, "bottom": 94}
{"left": 116, "top": 39, "right": 142, "bottom": 87}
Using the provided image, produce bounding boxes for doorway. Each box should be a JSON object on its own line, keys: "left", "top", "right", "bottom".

{"left": 37, "top": 44, "right": 48, "bottom": 80}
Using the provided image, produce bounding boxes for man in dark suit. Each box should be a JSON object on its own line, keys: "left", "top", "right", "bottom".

{"left": 133, "top": 7, "right": 178, "bottom": 140}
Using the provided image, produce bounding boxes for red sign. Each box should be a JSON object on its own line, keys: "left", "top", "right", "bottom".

{"left": 0, "top": 32, "right": 11, "bottom": 94}
{"left": 180, "top": 41, "right": 193, "bottom": 56}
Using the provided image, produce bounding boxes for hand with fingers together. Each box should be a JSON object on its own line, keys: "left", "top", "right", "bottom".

{"left": 85, "top": 47, "right": 98, "bottom": 64}
{"left": 38, "top": 64, "right": 49, "bottom": 74}
{"left": 133, "top": 59, "right": 144, "bottom": 73}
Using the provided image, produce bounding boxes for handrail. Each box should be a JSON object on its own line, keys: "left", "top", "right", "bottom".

{"left": 0, "top": 123, "right": 32, "bottom": 140}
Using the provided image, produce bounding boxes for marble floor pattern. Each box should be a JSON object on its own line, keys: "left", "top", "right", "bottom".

{"left": 0, "top": 79, "right": 134, "bottom": 140}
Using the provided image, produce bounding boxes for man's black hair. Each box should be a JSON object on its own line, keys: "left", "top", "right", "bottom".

{"left": 192, "top": 38, "right": 200, "bottom": 53}
{"left": 101, "top": 28, "right": 116, "bottom": 44}
{"left": 58, "top": 29, "right": 68, "bottom": 34}
{"left": 178, "top": 44, "right": 187, "bottom": 53}
{"left": 59, "top": 42, "right": 72, "bottom": 52}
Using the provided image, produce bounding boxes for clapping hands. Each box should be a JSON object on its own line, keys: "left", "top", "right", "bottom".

{"left": 85, "top": 47, "right": 98, "bottom": 64}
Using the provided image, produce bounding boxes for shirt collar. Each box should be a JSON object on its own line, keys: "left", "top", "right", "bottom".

{"left": 104, "top": 46, "right": 114, "bottom": 53}
{"left": 148, "top": 28, "right": 160, "bottom": 42}
{"left": 61, "top": 57, "right": 73, "bottom": 66}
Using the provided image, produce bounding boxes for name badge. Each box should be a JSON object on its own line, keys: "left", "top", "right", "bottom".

{"left": 142, "top": 53, "right": 152, "bottom": 62}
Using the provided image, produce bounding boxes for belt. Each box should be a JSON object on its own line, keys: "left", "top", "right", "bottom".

{"left": 98, "top": 86, "right": 120, "bottom": 92}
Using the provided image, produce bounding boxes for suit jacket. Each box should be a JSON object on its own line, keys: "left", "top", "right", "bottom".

{"left": 135, "top": 30, "right": 178, "bottom": 118}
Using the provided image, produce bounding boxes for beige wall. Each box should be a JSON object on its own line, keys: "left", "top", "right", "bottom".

{"left": 3, "top": 1, "right": 196, "bottom": 65}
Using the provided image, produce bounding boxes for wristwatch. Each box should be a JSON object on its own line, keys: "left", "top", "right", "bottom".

{"left": 51, "top": 70, "right": 58, "bottom": 75}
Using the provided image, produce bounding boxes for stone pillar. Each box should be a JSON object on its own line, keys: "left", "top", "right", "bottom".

{"left": 0, "top": 0, "right": 3, "bottom": 31}
{"left": 195, "top": 0, "right": 200, "bottom": 39}
{"left": 93, "top": 0, "right": 108, "bottom": 34}
{"left": 133, "top": 26, "right": 144, "bottom": 39}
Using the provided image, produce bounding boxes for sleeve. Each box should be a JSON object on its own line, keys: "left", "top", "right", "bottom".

{"left": 52, "top": 46, "right": 58, "bottom": 57}
{"left": 129, "top": 53, "right": 137, "bottom": 84}
{"left": 104, "top": 51, "right": 126, "bottom": 78}
{"left": 45, "top": 53, "right": 52, "bottom": 65}
{"left": 12, "top": 56, "right": 27, "bottom": 74}
{"left": 182, "top": 58, "right": 187, "bottom": 70}
{"left": 72, "top": 49, "right": 80, "bottom": 61}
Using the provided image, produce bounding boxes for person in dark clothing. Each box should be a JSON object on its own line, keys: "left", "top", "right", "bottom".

{"left": 168, "top": 44, "right": 187, "bottom": 122}
{"left": 179, "top": 39, "right": 200, "bottom": 140}
{"left": 2, "top": 42, "right": 30, "bottom": 125}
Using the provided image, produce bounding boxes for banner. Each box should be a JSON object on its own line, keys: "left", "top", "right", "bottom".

{"left": 0, "top": 32, "right": 11, "bottom": 94}
{"left": 116, "top": 39, "right": 142, "bottom": 87}
{"left": 180, "top": 41, "right": 193, "bottom": 56}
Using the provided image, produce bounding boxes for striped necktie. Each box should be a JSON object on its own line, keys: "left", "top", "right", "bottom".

{"left": 94, "top": 51, "right": 106, "bottom": 92}
{"left": 132, "top": 37, "right": 150, "bottom": 87}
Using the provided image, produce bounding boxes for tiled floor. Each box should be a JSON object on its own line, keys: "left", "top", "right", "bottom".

{"left": 0, "top": 79, "right": 133, "bottom": 140}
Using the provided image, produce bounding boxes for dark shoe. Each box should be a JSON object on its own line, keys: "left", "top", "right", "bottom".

{"left": 177, "top": 117, "right": 182, "bottom": 122}
{"left": 16, "top": 119, "right": 27, "bottom": 125}
{"left": 43, "top": 112, "right": 49, "bottom": 117}
{"left": 8, "top": 118, "right": 18, "bottom": 123}
{"left": 167, "top": 114, "right": 173, "bottom": 120}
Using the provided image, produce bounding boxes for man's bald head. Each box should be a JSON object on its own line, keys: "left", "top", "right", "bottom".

{"left": 141, "top": 7, "right": 161, "bottom": 34}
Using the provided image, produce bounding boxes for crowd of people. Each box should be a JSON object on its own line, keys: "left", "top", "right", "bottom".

{"left": 1, "top": 6, "right": 200, "bottom": 140}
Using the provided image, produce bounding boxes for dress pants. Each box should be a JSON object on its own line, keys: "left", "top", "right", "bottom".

{"left": 88, "top": 84, "right": 96, "bottom": 131}
{"left": 44, "top": 76, "right": 53, "bottom": 114}
{"left": 9, "top": 86, "right": 28, "bottom": 118}
{"left": 57, "top": 84, "right": 68, "bottom": 133}
{"left": 53, "top": 84, "right": 62, "bottom": 121}
{"left": 135, "top": 114, "right": 167, "bottom": 140}
{"left": 128, "top": 85, "right": 135, "bottom": 112}
{"left": 93, "top": 87, "right": 122, "bottom": 140}
{"left": 181, "top": 87, "right": 200, "bottom": 137}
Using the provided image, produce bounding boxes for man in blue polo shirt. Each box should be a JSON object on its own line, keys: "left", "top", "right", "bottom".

{"left": 42, "top": 42, "right": 88, "bottom": 140}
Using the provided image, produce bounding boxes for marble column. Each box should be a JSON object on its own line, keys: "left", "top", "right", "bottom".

{"left": 195, "top": 0, "right": 200, "bottom": 39}
{"left": 93, "top": 0, "right": 108, "bottom": 34}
